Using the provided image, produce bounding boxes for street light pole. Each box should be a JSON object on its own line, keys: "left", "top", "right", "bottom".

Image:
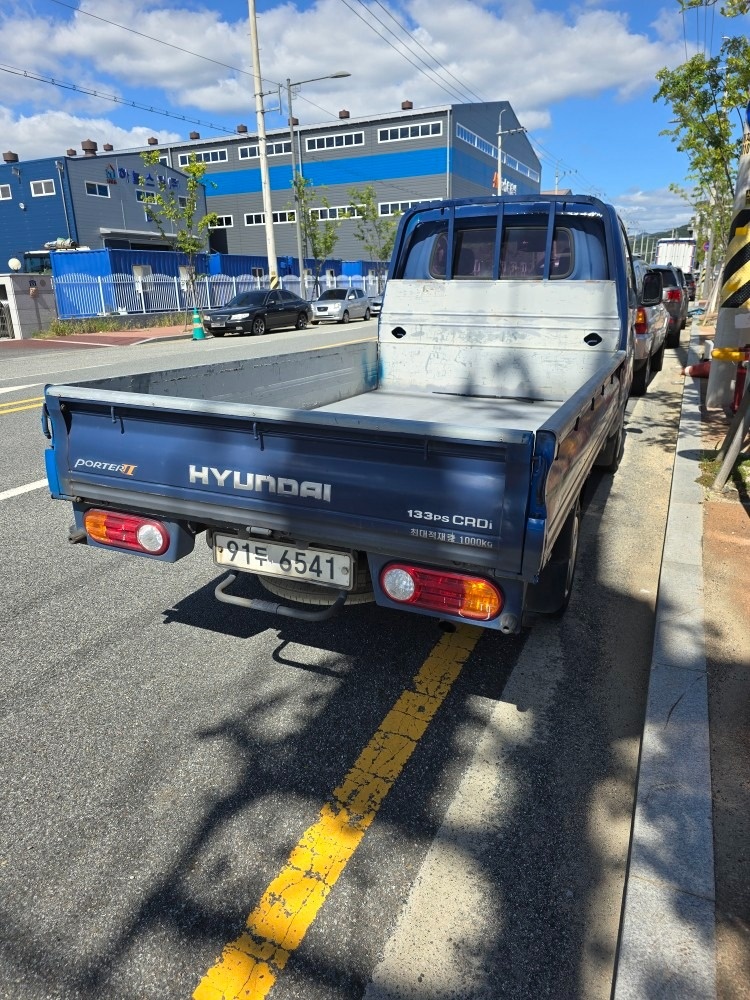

{"left": 248, "top": 0, "right": 278, "bottom": 287}
{"left": 286, "top": 71, "right": 350, "bottom": 298}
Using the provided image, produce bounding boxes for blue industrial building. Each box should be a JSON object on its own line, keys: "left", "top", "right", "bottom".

{"left": 0, "top": 142, "right": 206, "bottom": 272}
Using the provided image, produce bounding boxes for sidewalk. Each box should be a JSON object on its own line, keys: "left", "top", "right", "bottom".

{"left": 614, "top": 318, "right": 750, "bottom": 1000}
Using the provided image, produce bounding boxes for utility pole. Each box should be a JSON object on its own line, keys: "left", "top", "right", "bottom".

{"left": 496, "top": 108, "right": 526, "bottom": 196}
{"left": 247, "top": 0, "right": 278, "bottom": 288}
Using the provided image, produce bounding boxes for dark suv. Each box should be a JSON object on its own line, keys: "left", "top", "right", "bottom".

{"left": 650, "top": 264, "right": 688, "bottom": 347}
{"left": 683, "top": 271, "right": 697, "bottom": 301}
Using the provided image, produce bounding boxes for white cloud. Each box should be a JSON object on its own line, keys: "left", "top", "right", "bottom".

{"left": 614, "top": 186, "right": 694, "bottom": 234}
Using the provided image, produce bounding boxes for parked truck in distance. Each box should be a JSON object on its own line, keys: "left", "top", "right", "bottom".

{"left": 42, "top": 194, "right": 661, "bottom": 634}
{"left": 654, "top": 236, "right": 696, "bottom": 275}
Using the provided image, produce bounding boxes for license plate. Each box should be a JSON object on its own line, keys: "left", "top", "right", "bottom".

{"left": 214, "top": 535, "right": 353, "bottom": 589}
{"left": 210, "top": 321, "right": 225, "bottom": 328}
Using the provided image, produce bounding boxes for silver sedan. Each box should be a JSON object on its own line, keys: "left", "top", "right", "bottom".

{"left": 311, "top": 288, "right": 372, "bottom": 324}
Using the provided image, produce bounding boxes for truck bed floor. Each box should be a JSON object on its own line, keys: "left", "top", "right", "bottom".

{"left": 316, "top": 387, "right": 563, "bottom": 434}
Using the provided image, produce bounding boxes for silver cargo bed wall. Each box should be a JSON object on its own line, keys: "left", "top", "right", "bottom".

{"left": 377, "top": 280, "right": 622, "bottom": 402}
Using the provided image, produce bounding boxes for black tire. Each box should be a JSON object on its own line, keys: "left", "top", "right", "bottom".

{"left": 363, "top": 308, "right": 371, "bottom": 321}
{"left": 651, "top": 342, "right": 665, "bottom": 373}
{"left": 666, "top": 327, "right": 680, "bottom": 348}
{"left": 339, "top": 311, "right": 350, "bottom": 324}
{"left": 295, "top": 312, "right": 308, "bottom": 330}
{"left": 596, "top": 411, "right": 625, "bottom": 472}
{"left": 251, "top": 315, "right": 266, "bottom": 336}
{"left": 211, "top": 330, "right": 225, "bottom": 338}
{"left": 526, "top": 498, "right": 581, "bottom": 616}
{"left": 631, "top": 354, "right": 651, "bottom": 396}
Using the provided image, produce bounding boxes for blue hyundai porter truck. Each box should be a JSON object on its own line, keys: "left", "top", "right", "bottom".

{"left": 42, "top": 195, "right": 661, "bottom": 633}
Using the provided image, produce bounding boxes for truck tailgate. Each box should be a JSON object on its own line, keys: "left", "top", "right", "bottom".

{"left": 44, "top": 392, "right": 536, "bottom": 574}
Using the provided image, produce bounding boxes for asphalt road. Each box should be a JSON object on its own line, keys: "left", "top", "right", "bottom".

{"left": 0, "top": 328, "right": 684, "bottom": 1000}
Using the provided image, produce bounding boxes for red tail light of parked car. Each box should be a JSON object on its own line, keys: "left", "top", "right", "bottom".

{"left": 634, "top": 307, "right": 648, "bottom": 335}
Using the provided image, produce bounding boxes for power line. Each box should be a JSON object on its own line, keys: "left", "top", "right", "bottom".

{"left": 42, "top": 0, "right": 343, "bottom": 123}
{"left": 338, "top": 0, "right": 471, "bottom": 105}
{"left": 368, "top": 0, "right": 486, "bottom": 104}
{"left": 0, "top": 62, "right": 237, "bottom": 134}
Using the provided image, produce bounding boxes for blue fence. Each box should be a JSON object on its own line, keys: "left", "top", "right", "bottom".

{"left": 49, "top": 248, "right": 386, "bottom": 319}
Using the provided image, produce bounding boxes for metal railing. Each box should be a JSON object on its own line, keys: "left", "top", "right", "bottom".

{"left": 51, "top": 271, "right": 383, "bottom": 319}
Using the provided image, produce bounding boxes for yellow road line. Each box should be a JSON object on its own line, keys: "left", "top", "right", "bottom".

{"left": 193, "top": 625, "right": 480, "bottom": 1000}
{"left": 0, "top": 397, "right": 43, "bottom": 415}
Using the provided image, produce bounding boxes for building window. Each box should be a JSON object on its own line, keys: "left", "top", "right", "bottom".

{"left": 136, "top": 190, "right": 158, "bottom": 203}
{"left": 378, "top": 121, "right": 442, "bottom": 143}
{"left": 306, "top": 131, "right": 365, "bottom": 152}
{"left": 31, "top": 179, "right": 56, "bottom": 197}
{"left": 309, "top": 205, "right": 361, "bottom": 221}
{"left": 0, "top": 184, "right": 11, "bottom": 200}
{"left": 158, "top": 155, "right": 169, "bottom": 165}
{"left": 178, "top": 149, "right": 227, "bottom": 166}
{"left": 85, "top": 181, "right": 110, "bottom": 198}
{"left": 244, "top": 211, "right": 296, "bottom": 225}
{"left": 213, "top": 215, "right": 233, "bottom": 228}
{"left": 239, "top": 144, "right": 259, "bottom": 159}
{"left": 266, "top": 140, "right": 292, "bottom": 157}
{"left": 178, "top": 196, "right": 188, "bottom": 208}
{"left": 379, "top": 200, "right": 420, "bottom": 216}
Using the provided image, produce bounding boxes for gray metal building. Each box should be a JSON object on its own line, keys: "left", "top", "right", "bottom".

{"left": 132, "top": 100, "right": 540, "bottom": 261}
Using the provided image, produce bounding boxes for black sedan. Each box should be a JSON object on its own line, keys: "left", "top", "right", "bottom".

{"left": 202, "top": 289, "right": 311, "bottom": 337}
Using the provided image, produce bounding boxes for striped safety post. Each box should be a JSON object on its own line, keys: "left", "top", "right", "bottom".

{"left": 707, "top": 121, "right": 750, "bottom": 408}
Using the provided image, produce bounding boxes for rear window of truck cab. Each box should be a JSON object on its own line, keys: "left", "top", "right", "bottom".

{"left": 399, "top": 209, "right": 608, "bottom": 281}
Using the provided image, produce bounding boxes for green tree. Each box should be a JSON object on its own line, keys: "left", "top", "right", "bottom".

{"left": 293, "top": 174, "right": 343, "bottom": 295}
{"left": 654, "top": 11, "right": 750, "bottom": 266}
{"left": 348, "top": 184, "right": 400, "bottom": 285}
{"left": 140, "top": 150, "right": 218, "bottom": 320}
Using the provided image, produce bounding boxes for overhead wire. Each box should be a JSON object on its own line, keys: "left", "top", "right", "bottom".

{"left": 42, "top": 0, "right": 343, "bottom": 123}
{"left": 338, "top": 0, "right": 472, "bottom": 105}
{"left": 367, "top": 0, "right": 487, "bottom": 103}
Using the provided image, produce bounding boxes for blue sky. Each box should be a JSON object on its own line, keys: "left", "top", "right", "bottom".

{"left": 1, "top": 0, "right": 747, "bottom": 233}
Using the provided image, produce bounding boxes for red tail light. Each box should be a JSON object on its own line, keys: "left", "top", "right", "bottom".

{"left": 379, "top": 563, "right": 503, "bottom": 621}
{"left": 634, "top": 307, "right": 648, "bottom": 335}
{"left": 666, "top": 289, "right": 681, "bottom": 302}
{"left": 84, "top": 509, "right": 170, "bottom": 555}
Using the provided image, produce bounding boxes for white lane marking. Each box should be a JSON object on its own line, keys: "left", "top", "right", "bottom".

{"left": 0, "top": 384, "right": 43, "bottom": 395}
{"left": 0, "top": 479, "right": 49, "bottom": 501}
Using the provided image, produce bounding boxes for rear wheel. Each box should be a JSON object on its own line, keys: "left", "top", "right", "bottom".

{"left": 251, "top": 315, "right": 266, "bottom": 336}
{"left": 596, "top": 411, "right": 625, "bottom": 472}
{"left": 651, "top": 342, "right": 665, "bottom": 372}
{"left": 363, "top": 308, "right": 371, "bottom": 321}
{"left": 526, "top": 498, "right": 581, "bottom": 616}
{"left": 295, "top": 312, "right": 308, "bottom": 330}
{"left": 631, "top": 354, "right": 651, "bottom": 396}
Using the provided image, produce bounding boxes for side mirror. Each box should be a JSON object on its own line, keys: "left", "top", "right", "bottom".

{"left": 641, "top": 270, "right": 663, "bottom": 306}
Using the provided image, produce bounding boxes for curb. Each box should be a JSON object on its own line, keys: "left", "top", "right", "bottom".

{"left": 613, "top": 323, "right": 716, "bottom": 998}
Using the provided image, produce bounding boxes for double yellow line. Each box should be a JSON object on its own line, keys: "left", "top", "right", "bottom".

{"left": 0, "top": 396, "right": 43, "bottom": 416}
